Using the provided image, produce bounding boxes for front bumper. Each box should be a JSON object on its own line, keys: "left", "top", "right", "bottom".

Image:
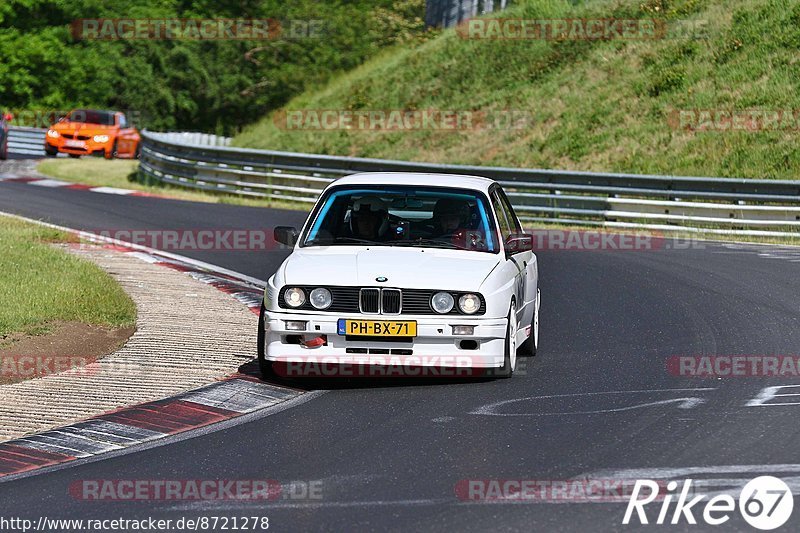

{"left": 263, "top": 311, "right": 508, "bottom": 368}
{"left": 46, "top": 138, "right": 110, "bottom": 156}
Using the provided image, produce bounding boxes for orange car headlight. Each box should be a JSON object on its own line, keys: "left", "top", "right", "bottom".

{"left": 93, "top": 135, "right": 110, "bottom": 143}
{"left": 47, "top": 130, "right": 59, "bottom": 138}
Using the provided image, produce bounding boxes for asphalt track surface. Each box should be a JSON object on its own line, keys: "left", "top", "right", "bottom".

{"left": 1, "top": 175, "right": 800, "bottom": 532}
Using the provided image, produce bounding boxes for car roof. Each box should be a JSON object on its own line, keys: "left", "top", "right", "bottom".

{"left": 71, "top": 109, "right": 119, "bottom": 114}
{"left": 331, "top": 172, "right": 496, "bottom": 192}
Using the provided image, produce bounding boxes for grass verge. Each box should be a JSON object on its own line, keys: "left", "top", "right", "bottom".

{"left": 0, "top": 214, "right": 136, "bottom": 345}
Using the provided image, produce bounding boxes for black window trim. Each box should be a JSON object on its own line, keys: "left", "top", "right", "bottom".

{"left": 299, "top": 183, "right": 503, "bottom": 254}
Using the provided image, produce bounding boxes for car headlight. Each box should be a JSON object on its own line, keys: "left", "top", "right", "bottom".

{"left": 431, "top": 291, "right": 454, "bottom": 314}
{"left": 93, "top": 135, "right": 109, "bottom": 143}
{"left": 309, "top": 287, "right": 332, "bottom": 310}
{"left": 47, "top": 130, "right": 59, "bottom": 138}
{"left": 458, "top": 293, "right": 481, "bottom": 314}
{"left": 283, "top": 287, "right": 306, "bottom": 307}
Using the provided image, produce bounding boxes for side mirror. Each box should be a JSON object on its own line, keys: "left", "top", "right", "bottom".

{"left": 274, "top": 226, "right": 299, "bottom": 246}
{"left": 3, "top": 113, "right": 12, "bottom": 122}
{"left": 505, "top": 233, "right": 533, "bottom": 255}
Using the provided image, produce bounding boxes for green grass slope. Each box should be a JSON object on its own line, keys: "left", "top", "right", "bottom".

{"left": 0, "top": 215, "right": 136, "bottom": 340}
{"left": 235, "top": 0, "right": 800, "bottom": 179}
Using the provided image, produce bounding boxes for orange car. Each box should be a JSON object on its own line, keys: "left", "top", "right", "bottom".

{"left": 45, "top": 109, "right": 140, "bottom": 159}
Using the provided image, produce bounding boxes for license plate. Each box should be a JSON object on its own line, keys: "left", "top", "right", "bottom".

{"left": 64, "top": 140, "right": 85, "bottom": 148}
{"left": 337, "top": 319, "right": 417, "bottom": 337}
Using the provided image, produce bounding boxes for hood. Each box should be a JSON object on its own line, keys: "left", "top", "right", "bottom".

{"left": 52, "top": 122, "right": 116, "bottom": 134}
{"left": 281, "top": 246, "right": 500, "bottom": 291}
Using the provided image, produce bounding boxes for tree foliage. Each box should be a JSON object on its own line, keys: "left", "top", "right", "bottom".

{"left": 0, "top": 0, "right": 427, "bottom": 133}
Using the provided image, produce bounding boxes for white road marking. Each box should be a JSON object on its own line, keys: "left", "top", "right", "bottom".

{"left": 585, "top": 465, "right": 800, "bottom": 498}
{"left": 714, "top": 243, "right": 800, "bottom": 264}
{"left": 746, "top": 384, "right": 800, "bottom": 407}
{"left": 29, "top": 179, "right": 70, "bottom": 187}
{"left": 470, "top": 388, "right": 716, "bottom": 416}
{"left": 125, "top": 251, "right": 162, "bottom": 263}
{"left": 87, "top": 186, "right": 136, "bottom": 195}
{"left": 180, "top": 380, "right": 289, "bottom": 413}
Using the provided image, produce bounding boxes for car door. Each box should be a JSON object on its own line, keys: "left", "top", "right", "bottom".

{"left": 492, "top": 186, "right": 536, "bottom": 329}
{"left": 490, "top": 187, "right": 525, "bottom": 327}
{"left": 115, "top": 113, "right": 140, "bottom": 157}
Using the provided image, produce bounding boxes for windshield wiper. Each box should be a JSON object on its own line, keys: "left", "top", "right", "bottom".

{"left": 330, "top": 236, "right": 380, "bottom": 245}
{"left": 393, "top": 238, "right": 461, "bottom": 249}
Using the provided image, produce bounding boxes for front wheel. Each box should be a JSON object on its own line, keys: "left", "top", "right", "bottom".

{"left": 493, "top": 302, "right": 518, "bottom": 379}
{"left": 105, "top": 140, "right": 118, "bottom": 160}
{"left": 257, "top": 301, "right": 275, "bottom": 380}
{"left": 518, "top": 289, "right": 539, "bottom": 357}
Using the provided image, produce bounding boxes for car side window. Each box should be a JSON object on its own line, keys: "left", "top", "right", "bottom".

{"left": 119, "top": 114, "right": 128, "bottom": 128}
{"left": 491, "top": 190, "right": 513, "bottom": 241}
{"left": 497, "top": 189, "right": 522, "bottom": 233}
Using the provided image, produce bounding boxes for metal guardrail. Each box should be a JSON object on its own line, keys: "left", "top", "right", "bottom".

{"left": 137, "top": 129, "right": 800, "bottom": 238}
{"left": 5, "top": 127, "right": 229, "bottom": 158}
{"left": 7, "top": 127, "right": 48, "bottom": 157}
{"left": 147, "top": 131, "right": 232, "bottom": 147}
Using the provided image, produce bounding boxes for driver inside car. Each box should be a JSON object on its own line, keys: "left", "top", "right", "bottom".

{"left": 349, "top": 196, "right": 390, "bottom": 241}
{"left": 430, "top": 198, "right": 471, "bottom": 239}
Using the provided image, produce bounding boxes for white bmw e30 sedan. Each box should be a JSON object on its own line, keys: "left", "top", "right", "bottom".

{"left": 258, "top": 172, "right": 540, "bottom": 379}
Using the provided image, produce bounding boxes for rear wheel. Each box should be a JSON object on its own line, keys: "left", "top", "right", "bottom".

{"left": 68, "top": 153, "right": 81, "bottom": 158}
{"left": 257, "top": 301, "right": 275, "bottom": 380}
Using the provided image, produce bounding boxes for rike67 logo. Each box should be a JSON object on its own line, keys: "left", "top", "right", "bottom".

{"left": 623, "top": 476, "right": 793, "bottom": 530}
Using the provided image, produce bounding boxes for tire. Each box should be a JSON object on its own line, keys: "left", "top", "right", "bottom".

{"left": 0, "top": 140, "right": 7, "bottom": 160}
{"left": 133, "top": 142, "right": 141, "bottom": 159}
{"left": 257, "top": 301, "right": 275, "bottom": 380}
{"left": 518, "top": 289, "right": 539, "bottom": 357}
{"left": 492, "top": 302, "right": 518, "bottom": 379}
{"left": 105, "top": 140, "right": 118, "bottom": 160}
{"left": 68, "top": 153, "right": 81, "bottom": 158}
{"left": 44, "top": 144, "right": 57, "bottom": 157}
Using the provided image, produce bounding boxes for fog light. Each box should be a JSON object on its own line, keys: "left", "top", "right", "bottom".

{"left": 285, "top": 320, "right": 307, "bottom": 331}
{"left": 452, "top": 325, "right": 475, "bottom": 335}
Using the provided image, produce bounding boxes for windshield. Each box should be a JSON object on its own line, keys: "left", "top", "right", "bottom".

{"left": 302, "top": 185, "right": 499, "bottom": 253}
{"left": 65, "top": 109, "right": 116, "bottom": 126}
